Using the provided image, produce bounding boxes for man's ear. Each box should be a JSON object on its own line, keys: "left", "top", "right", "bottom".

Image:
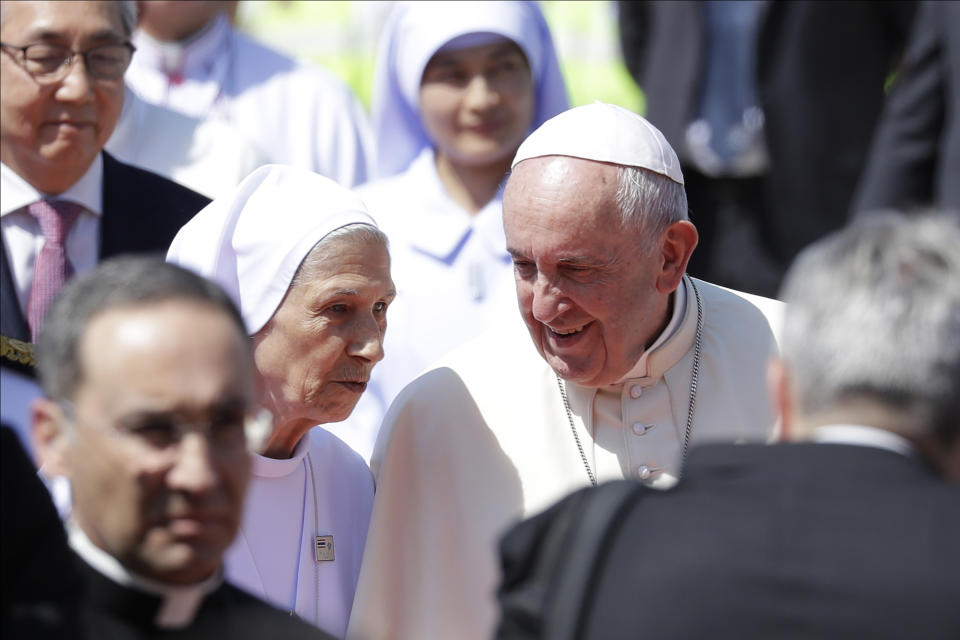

{"left": 655, "top": 220, "right": 698, "bottom": 294}
{"left": 767, "top": 359, "right": 793, "bottom": 442}
{"left": 32, "top": 398, "right": 71, "bottom": 477}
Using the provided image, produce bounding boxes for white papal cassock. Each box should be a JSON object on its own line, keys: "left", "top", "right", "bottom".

{"left": 347, "top": 275, "right": 783, "bottom": 639}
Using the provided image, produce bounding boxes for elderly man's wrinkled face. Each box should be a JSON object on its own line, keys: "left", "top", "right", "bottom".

{"left": 0, "top": 1, "right": 126, "bottom": 192}
{"left": 504, "top": 156, "right": 672, "bottom": 388}
{"left": 419, "top": 39, "right": 534, "bottom": 170}
{"left": 39, "top": 301, "right": 255, "bottom": 585}
{"left": 252, "top": 235, "right": 395, "bottom": 431}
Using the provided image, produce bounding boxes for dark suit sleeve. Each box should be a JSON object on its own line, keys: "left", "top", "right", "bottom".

{"left": 853, "top": 1, "right": 945, "bottom": 214}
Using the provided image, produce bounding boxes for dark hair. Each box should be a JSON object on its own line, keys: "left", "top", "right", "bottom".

{"left": 36, "top": 256, "right": 248, "bottom": 401}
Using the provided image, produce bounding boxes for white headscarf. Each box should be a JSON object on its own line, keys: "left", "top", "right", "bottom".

{"left": 166, "top": 165, "right": 378, "bottom": 334}
{"left": 372, "top": 0, "right": 569, "bottom": 178}
{"left": 511, "top": 102, "right": 685, "bottom": 184}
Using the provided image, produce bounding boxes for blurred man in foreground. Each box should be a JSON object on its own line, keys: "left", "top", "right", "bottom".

{"left": 31, "top": 257, "right": 329, "bottom": 638}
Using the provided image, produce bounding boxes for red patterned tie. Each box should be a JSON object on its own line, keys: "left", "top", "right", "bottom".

{"left": 26, "top": 199, "right": 83, "bottom": 341}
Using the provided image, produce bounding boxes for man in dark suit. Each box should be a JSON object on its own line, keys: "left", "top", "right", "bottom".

{"left": 617, "top": 1, "right": 916, "bottom": 297}
{"left": 1, "top": 0, "right": 209, "bottom": 344}
{"left": 497, "top": 214, "right": 960, "bottom": 639}
{"left": 29, "top": 256, "right": 329, "bottom": 639}
{"left": 853, "top": 0, "right": 960, "bottom": 216}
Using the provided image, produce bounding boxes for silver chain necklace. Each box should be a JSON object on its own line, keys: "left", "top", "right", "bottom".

{"left": 556, "top": 278, "right": 704, "bottom": 486}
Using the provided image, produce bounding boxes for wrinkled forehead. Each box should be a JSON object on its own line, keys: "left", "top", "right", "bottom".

{"left": 505, "top": 156, "right": 619, "bottom": 210}
{"left": 503, "top": 156, "right": 623, "bottom": 244}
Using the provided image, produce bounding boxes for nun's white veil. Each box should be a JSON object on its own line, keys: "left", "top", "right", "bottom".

{"left": 166, "top": 164, "right": 378, "bottom": 335}
{"left": 371, "top": 0, "right": 569, "bottom": 178}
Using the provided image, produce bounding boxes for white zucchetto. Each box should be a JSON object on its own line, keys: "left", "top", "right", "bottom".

{"left": 511, "top": 102, "right": 685, "bottom": 185}
{"left": 372, "top": 0, "right": 569, "bottom": 178}
{"left": 166, "top": 164, "right": 377, "bottom": 334}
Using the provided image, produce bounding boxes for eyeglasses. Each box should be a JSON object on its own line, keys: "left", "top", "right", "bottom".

{"left": 0, "top": 41, "right": 135, "bottom": 82}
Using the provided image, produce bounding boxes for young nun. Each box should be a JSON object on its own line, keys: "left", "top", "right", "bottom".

{"left": 166, "top": 165, "right": 395, "bottom": 637}
{"left": 327, "top": 0, "right": 569, "bottom": 460}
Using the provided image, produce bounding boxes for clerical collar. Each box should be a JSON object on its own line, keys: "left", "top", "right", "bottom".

{"left": 1, "top": 156, "right": 103, "bottom": 217}
{"left": 133, "top": 12, "right": 230, "bottom": 76}
{"left": 812, "top": 424, "right": 916, "bottom": 458}
{"left": 67, "top": 521, "right": 222, "bottom": 629}
{"left": 251, "top": 430, "right": 311, "bottom": 478}
{"left": 613, "top": 275, "right": 689, "bottom": 384}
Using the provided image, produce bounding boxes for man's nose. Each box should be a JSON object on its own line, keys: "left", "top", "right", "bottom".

{"left": 530, "top": 273, "right": 567, "bottom": 324}
{"left": 167, "top": 433, "right": 218, "bottom": 494}
{"left": 54, "top": 55, "right": 96, "bottom": 103}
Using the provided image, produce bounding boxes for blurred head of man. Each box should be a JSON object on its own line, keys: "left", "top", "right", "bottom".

{"left": 0, "top": 1, "right": 136, "bottom": 194}
{"left": 771, "top": 214, "right": 960, "bottom": 476}
{"left": 136, "top": 1, "right": 235, "bottom": 43}
{"left": 32, "top": 256, "right": 257, "bottom": 585}
{"left": 503, "top": 105, "right": 697, "bottom": 388}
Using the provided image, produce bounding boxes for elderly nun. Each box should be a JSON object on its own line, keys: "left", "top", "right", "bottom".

{"left": 166, "top": 164, "right": 394, "bottom": 637}
{"left": 329, "top": 0, "right": 569, "bottom": 460}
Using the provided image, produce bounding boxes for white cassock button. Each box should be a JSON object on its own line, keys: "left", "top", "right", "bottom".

{"left": 635, "top": 464, "right": 662, "bottom": 480}
{"left": 632, "top": 422, "right": 655, "bottom": 436}
{"left": 629, "top": 385, "right": 642, "bottom": 399}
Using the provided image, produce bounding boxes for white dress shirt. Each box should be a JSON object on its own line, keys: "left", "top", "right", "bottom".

{"left": 1, "top": 158, "right": 102, "bottom": 312}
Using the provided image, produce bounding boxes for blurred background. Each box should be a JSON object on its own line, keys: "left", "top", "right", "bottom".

{"left": 234, "top": 0, "right": 644, "bottom": 111}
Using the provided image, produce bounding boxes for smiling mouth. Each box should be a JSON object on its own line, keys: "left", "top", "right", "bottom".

{"left": 548, "top": 324, "right": 587, "bottom": 337}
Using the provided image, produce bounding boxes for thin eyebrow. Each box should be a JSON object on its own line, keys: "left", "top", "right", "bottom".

{"left": 327, "top": 288, "right": 398, "bottom": 300}
{"left": 489, "top": 44, "right": 523, "bottom": 59}
{"left": 557, "top": 256, "right": 604, "bottom": 267}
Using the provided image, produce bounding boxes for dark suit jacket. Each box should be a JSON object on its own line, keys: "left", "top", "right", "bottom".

{"left": 618, "top": 1, "right": 916, "bottom": 264}
{"left": 74, "top": 554, "right": 332, "bottom": 639}
{"left": 1, "top": 424, "right": 83, "bottom": 639}
{"left": 853, "top": 1, "right": 960, "bottom": 215}
{"left": 499, "top": 443, "right": 960, "bottom": 639}
{"left": 0, "top": 153, "right": 210, "bottom": 341}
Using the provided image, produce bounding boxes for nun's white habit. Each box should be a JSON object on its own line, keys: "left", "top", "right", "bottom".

{"left": 166, "top": 165, "right": 377, "bottom": 637}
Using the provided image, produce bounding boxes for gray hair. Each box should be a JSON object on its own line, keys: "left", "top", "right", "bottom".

{"left": 0, "top": 1, "right": 138, "bottom": 36}
{"left": 36, "top": 256, "right": 248, "bottom": 403}
{"left": 615, "top": 166, "right": 688, "bottom": 255}
{"left": 291, "top": 223, "right": 389, "bottom": 288}
{"left": 779, "top": 214, "right": 960, "bottom": 445}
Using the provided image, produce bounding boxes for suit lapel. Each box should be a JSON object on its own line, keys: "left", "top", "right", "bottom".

{"left": 0, "top": 240, "right": 30, "bottom": 342}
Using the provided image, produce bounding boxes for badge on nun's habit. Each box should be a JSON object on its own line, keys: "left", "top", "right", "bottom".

{"left": 315, "top": 535, "right": 334, "bottom": 562}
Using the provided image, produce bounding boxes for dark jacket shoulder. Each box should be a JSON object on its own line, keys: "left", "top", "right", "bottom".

{"left": 100, "top": 152, "right": 210, "bottom": 258}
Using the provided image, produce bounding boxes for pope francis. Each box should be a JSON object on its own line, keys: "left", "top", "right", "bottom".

{"left": 347, "top": 103, "right": 785, "bottom": 640}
